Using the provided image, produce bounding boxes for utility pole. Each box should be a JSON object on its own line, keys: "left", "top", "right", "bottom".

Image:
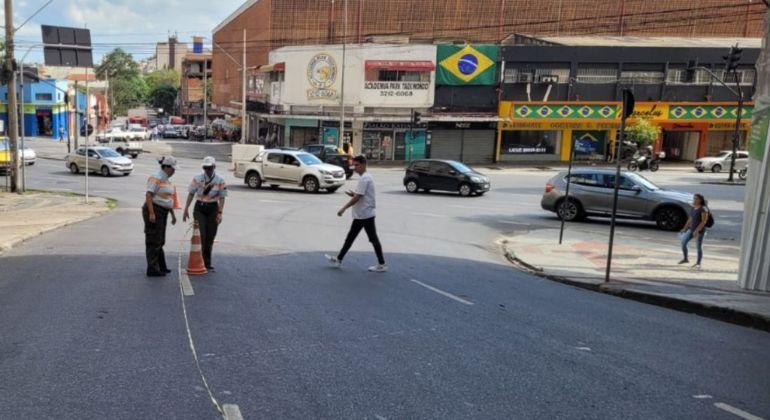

{"left": 241, "top": 28, "right": 247, "bottom": 144}
{"left": 338, "top": 0, "right": 348, "bottom": 148}
{"left": 5, "top": 0, "right": 21, "bottom": 193}
{"left": 724, "top": 44, "right": 744, "bottom": 182}
{"left": 203, "top": 56, "right": 208, "bottom": 139}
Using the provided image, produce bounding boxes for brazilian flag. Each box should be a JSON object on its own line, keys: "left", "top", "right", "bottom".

{"left": 437, "top": 44, "right": 498, "bottom": 86}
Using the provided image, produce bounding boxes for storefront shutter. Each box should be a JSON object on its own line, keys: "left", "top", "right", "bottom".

{"left": 429, "top": 129, "right": 495, "bottom": 164}
{"left": 429, "top": 130, "right": 463, "bottom": 161}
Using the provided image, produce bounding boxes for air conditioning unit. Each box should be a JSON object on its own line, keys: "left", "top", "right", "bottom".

{"left": 538, "top": 74, "right": 559, "bottom": 84}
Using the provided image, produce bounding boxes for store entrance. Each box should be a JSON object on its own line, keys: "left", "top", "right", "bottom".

{"left": 661, "top": 131, "right": 700, "bottom": 161}
{"left": 36, "top": 110, "right": 53, "bottom": 137}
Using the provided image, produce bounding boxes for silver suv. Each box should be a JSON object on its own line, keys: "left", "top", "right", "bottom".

{"left": 541, "top": 169, "right": 693, "bottom": 231}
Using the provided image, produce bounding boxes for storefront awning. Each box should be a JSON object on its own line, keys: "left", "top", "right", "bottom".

{"left": 364, "top": 60, "right": 435, "bottom": 72}
{"left": 258, "top": 62, "right": 285, "bottom": 72}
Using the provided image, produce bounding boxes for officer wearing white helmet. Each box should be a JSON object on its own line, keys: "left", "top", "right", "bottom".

{"left": 144, "top": 156, "right": 178, "bottom": 277}
{"left": 183, "top": 156, "right": 228, "bottom": 271}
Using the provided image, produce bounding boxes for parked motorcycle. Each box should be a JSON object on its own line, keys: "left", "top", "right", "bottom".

{"left": 627, "top": 152, "right": 660, "bottom": 172}
{"left": 739, "top": 167, "right": 748, "bottom": 180}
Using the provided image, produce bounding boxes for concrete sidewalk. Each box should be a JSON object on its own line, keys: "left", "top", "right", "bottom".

{"left": 501, "top": 229, "right": 770, "bottom": 330}
{"left": 0, "top": 191, "right": 112, "bottom": 254}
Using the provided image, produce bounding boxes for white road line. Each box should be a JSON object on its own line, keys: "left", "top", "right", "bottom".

{"left": 693, "top": 394, "right": 713, "bottom": 399}
{"left": 714, "top": 402, "right": 765, "bottom": 420}
{"left": 259, "top": 199, "right": 292, "bottom": 204}
{"left": 412, "top": 212, "right": 446, "bottom": 218}
{"left": 180, "top": 273, "right": 194, "bottom": 296}
{"left": 223, "top": 404, "right": 244, "bottom": 420}
{"left": 410, "top": 279, "right": 474, "bottom": 306}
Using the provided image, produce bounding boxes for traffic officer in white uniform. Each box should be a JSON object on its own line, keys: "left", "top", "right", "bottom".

{"left": 144, "top": 156, "right": 178, "bottom": 277}
{"left": 183, "top": 156, "right": 228, "bottom": 271}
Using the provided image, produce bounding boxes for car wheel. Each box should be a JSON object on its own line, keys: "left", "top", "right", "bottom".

{"left": 556, "top": 198, "right": 583, "bottom": 222}
{"left": 650, "top": 161, "right": 660, "bottom": 172}
{"left": 711, "top": 164, "right": 722, "bottom": 173}
{"left": 101, "top": 166, "right": 111, "bottom": 177}
{"left": 131, "top": 154, "right": 138, "bottom": 159}
{"left": 246, "top": 172, "right": 262, "bottom": 189}
{"left": 459, "top": 183, "right": 472, "bottom": 197}
{"left": 655, "top": 206, "right": 686, "bottom": 231}
{"left": 69, "top": 163, "right": 79, "bottom": 174}
{"left": 405, "top": 179, "right": 419, "bottom": 193}
{"left": 627, "top": 161, "right": 639, "bottom": 171}
{"left": 696, "top": 168, "right": 704, "bottom": 173}
{"left": 303, "top": 176, "right": 320, "bottom": 193}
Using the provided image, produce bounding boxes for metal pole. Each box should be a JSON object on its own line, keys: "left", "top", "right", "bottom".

{"left": 241, "top": 28, "right": 247, "bottom": 144}
{"left": 5, "top": 0, "right": 21, "bottom": 193}
{"left": 605, "top": 93, "right": 632, "bottom": 283}
{"left": 728, "top": 72, "right": 744, "bottom": 182}
{"left": 19, "top": 62, "right": 26, "bottom": 192}
{"left": 203, "top": 56, "right": 208, "bottom": 140}
{"left": 559, "top": 133, "right": 576, "bottom": 244}
{"left": 85, "top": 68, "right": 90, "bottom": 204}
{"left": 339, "top": 0, "right": 348, "bottom": 148}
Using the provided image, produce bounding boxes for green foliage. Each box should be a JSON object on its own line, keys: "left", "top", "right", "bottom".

{"left": 96, "top": 49, "right": 140, "bottom": 80}
{"left": 148, "top": 85, "right": 178, "bottom": 115}
{"left": 145, "top": 69, "right": 180, "bottom": 91}
{"left": 205, "top": 77, "right": 213, "bottom": 102}
{"left": 111, "top": 75, "right": 148, "bottom": 116}
{"left": 625, "top": 118, "right": 661, "bottom": 146}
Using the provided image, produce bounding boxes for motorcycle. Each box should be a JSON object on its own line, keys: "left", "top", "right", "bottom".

{"left": 627, "top": 152, "right": 660, "bottom": 172}
{"left": 739, "top": 167, "right": 748, "bottom": 180}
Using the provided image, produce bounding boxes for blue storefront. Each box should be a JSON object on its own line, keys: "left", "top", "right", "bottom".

{"left": 0, "top": 79, "right": 83, "bottom": 138}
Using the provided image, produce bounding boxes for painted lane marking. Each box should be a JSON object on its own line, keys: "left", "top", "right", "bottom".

{"left": 714, "top": 402, "right": 765, "bottom": 420}
{"left": 693, "top": 395, "right": 713, "bottom": 399}
{"left": 411, "top": 212, "right": 447, "bottom": 218}
{"left": 180, "top": 273, "right": 194, "bottom": 296}
{"left": 575, "top": 347, "right": 591, "bottom": 351}
{"left": 410, "top": 279, "right": 474, "bottom": 306}
{"left": 223, "top": 404, "right": 244, "bottom": 420}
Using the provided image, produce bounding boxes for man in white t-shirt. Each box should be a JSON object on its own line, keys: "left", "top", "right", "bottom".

{"left": 326, "top": 155, "right": 387, "bottom": 272}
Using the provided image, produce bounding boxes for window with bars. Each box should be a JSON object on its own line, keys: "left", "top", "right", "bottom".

{"left": 504, "top": 67, "right": 570, "bottom": 84}
{"left": 717, "top": 69, "right": 756, "bottom": 86}
{"left": 576, "top": 67, "right": 617, "bottom": 84}
{"left": 619, "top": 71, "right": 665, "bottom": 85}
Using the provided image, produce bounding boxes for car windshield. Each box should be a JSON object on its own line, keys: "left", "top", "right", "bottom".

{"left": 626, "top": 173, "right": 660, "bottom": 190}
{"left": 130, "top": 128, "right": 144, "bottom": 132}
{"left": 0, "top": 140, "right": 8, "bottom": 150}
{"left": 449, "top": 161, "right": 473, "bottom": 173}
{"left": 97, "top": 149, "right": 121, "bottom": 158}
{"left": 715, "top": 151, "right": 731, "bottom": 158}
{"left": 296, "top": 153, "right": 322, "bottom": 165}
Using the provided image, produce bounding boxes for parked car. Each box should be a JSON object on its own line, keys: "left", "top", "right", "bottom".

{"left": 541, "top": 168, "right": 693, "bottom": 231}
{"left": 403, "top": 159, "right": 490, "bottom": 197}
{"left": 694, "top": 150, "right": 748, "bottom": 173}
{"left": 65, "top": 146, "right": 134, "bottom": 177}
{"left": 302, "top": 144, "right": 354, "bottom": 178}
{"left": 162, "top": 126, "right": 182, "bottom": 138}
{"left": 22, "top": 146, "right": 36, "bottom": 165}
{"left": 127, "top": 126, "right": 150, "bottom": 141}
{"left": 233, "top": 146, "right": 346, "bottom": 193}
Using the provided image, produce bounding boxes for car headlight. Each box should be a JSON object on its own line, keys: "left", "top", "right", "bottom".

{"left": 471, "top": 176, "right": 483, "bottom": 183}
{"left": 319, "top": 169, "right": 331, "bottom": 175}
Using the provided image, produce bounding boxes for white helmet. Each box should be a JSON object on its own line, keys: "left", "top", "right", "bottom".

{"left": 202, "top": 156, "right": 216, "bottom": 168}
{"left": 159, "top": 156, "right": 178, "bottom": 168}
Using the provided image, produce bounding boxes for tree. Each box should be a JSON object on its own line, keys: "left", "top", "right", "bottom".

{"left": 96, "top": 49, "right": 143, "bottom": 117}
{"left": 145, "top": 69, "right": 180, "bottom": 91}
{"left": 625, "top": 118, "right": 661, "bottom": 146}
{"left": 148, "top": 85, "right": 178, "bottom": 115}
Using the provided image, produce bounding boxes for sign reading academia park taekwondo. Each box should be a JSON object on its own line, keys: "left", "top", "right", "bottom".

{"left": 499, "top": 101, "right": 754, "bottom": 131}
{"left": 437, "top": 44, "right": 498, "bottom": 85}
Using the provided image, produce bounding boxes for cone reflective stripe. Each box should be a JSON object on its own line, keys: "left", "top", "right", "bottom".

{"left": 187, "top": 221, "right": 208, "bottom": 275}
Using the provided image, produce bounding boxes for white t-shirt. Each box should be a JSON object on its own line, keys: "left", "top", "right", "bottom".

{"left": 352, "top": 172, "right": 376, "bottom": 220}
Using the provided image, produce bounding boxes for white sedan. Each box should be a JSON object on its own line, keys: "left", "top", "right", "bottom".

{"left": 65, "top": 146, "right": 134, "bottom": 177}
{"left": 22, "top": 146, "right": 36, "bottom": 165}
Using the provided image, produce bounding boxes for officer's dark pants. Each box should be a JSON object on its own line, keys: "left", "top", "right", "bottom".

{"left": 143, "top": 204, "right": 169, "bottom": 275}
{"left": 194, "top": 201, "right": 219, "bottom": 268}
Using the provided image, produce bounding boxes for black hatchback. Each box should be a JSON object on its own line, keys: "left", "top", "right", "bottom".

{"left": 403, "top": 159, "right": 490, "bottom": 197}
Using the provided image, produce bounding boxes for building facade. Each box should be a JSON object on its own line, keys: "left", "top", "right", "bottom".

{"left": 0, "top": 79, "right": 87, "bottom": 138}
{"left": 213, "top": 0, "right": 764, "bottom": 112}
{"left": 156, "top": 37, "right": 189, "bottom": 71}
{"left": 180, "top": 45, "right": 217, "bottom": 125}
{"left": 497, "top": 38, "right": 759, "bottom": 162}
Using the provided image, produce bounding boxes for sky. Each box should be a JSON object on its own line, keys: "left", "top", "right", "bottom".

{"left": 6, "top": 0, "right": 245, "bottom": 63}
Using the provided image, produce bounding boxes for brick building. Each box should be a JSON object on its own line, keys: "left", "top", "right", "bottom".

{"left": 212, "top": 0, "right": 764, "bottom": 111}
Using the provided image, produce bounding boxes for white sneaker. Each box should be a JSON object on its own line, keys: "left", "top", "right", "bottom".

{"left": 368, "top": 264, "right": 388, "bottom": 273}
{"left": 325, "top": 254, "right": 342, "bottom": 268}
{"left": 691, "top": 263, "right": 701, "bottom": 270}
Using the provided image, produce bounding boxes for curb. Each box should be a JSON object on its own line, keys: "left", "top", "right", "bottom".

{"left": 501, "top": 242, "right": 770, "bottom": 333}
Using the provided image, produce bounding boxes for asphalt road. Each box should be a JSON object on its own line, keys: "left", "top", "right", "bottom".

{"left": 1, "top": 148, "right": 767, "bottom": 419}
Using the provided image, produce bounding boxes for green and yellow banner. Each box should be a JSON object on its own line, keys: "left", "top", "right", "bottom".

{"left": 437, "top": 44, "right": 498, "bottom": 86}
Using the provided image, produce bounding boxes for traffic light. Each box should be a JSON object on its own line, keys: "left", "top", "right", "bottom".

{"left": 723, "top": 45, "right": 743, "bottom": 72}
{"left": 410, "top": 109, "right": 422, "bottom": 131}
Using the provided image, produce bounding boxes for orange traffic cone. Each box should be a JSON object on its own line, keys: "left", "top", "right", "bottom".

{"left": 187, "top": 221, "right": 208, "bottom": 275}
{"left": 172, "top": 189, "right": 182, "bottom": 209}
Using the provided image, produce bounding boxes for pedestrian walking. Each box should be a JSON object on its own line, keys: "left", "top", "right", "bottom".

{"left": 151, "top": 126, "right": 159, "bottom": 141}
{"left": 183, "top": 156, "right": 227, "bottom": 271}
{"left": 326, "top": 155, "right": 387, "bottom": 272}
{"left": 679, "top": 193, "right": 711, "bottom": 270}
{"left": 143, "top": 156, "right": 178, "bottom": 277}
{"left": 59, "top": 126, "right": 65, "bottom": 142}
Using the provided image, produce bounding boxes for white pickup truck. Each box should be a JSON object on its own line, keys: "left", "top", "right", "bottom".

{"left": 95, "top": 128, "right": 143, "bottom": 157}
{"left": 232, "top": 145, "right": 347, "bottom": 193}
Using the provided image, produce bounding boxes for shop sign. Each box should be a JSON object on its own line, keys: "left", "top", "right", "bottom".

{"left": 363, "top": 81, "right": 430, "bottom": 97}
{"left": 708, "top": 121, "right": 752, "bottom": 131}
{"left": 629, "top": 103, "right": 667, "bottom": 120}
{"left": 364, "top": 122, "right": 413, "bottom": 130}
{"left": 500, "top": 121, "right": 618, "bottom": 130}
{"left": 306, "top": 53, "right": 338, "bottom": 100}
